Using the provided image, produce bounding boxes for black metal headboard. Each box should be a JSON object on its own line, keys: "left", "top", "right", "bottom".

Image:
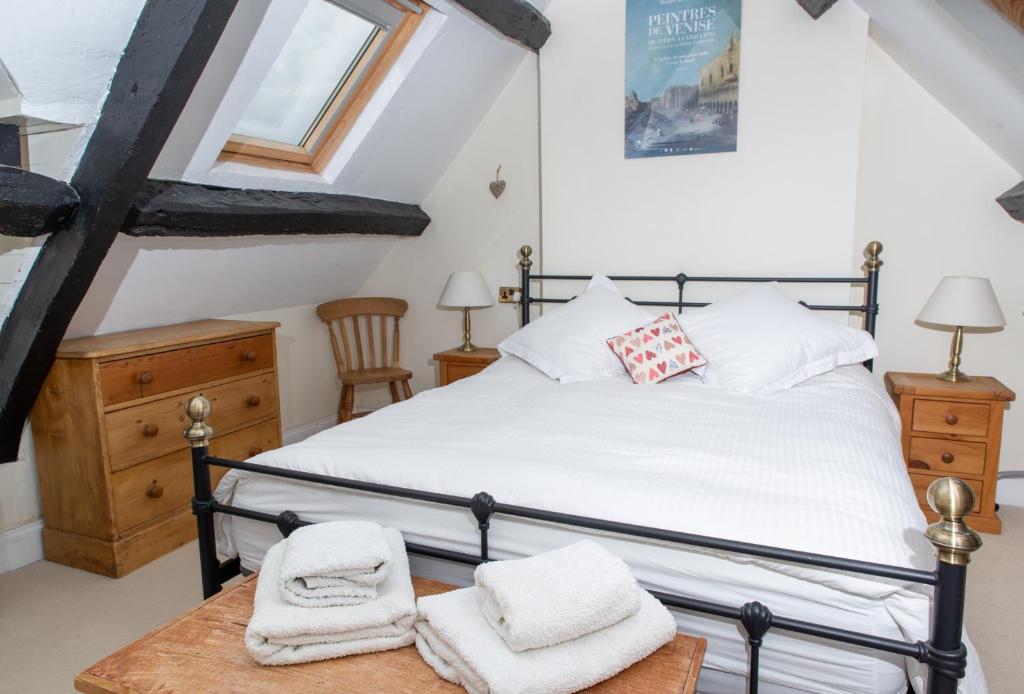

{"left": 514, "top": 241, "right": 883, "bottom": 369}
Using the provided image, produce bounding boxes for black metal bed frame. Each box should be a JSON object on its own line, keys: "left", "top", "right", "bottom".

{"left": 188, "top": 240, "right": 983, "bottom": 693}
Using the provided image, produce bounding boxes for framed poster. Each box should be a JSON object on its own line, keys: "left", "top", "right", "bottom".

{"left": 625, "top": 0, "right": 742, "bottom": 159}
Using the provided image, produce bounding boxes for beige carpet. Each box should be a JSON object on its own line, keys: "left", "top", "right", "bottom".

{"left": 0, "top": 509, "right": 1020, "bottom": 693}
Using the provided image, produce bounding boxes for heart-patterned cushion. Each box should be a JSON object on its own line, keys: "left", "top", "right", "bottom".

{"left": 606, "top": 313, "right": 706, "bottom": 384}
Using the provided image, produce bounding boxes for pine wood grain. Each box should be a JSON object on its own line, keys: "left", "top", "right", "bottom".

{"left": 317, "top": 298, "right": 413, "bottom": 423}
{"left": 434, "top": 348, "right": 500, "bottom": 386}
{"left": 99, "top": 333, "right": 274, "bottom": 406}
{"left": 76, "top": 577, "right": 705, "bottom": 693}
{"left": 885, "top": 371, "right": 1014, "bottom": 534}
{"left": 30, "top": 319, "right": 283, "bottom": 576}
{"left": 105, "top": 372, "right": 278, "bottom": 470}
{"left": 57, "top": 320, "right": 281, "bottom": 359}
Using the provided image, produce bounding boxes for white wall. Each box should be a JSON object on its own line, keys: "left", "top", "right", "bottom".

{"left": 539, "top": 0, "right": 870, "bottom": 304}
{"left": 854, "top": 41, "right": 1024, "bottom": 505}
{"left": 225, "top": 304, "right": 341, "bottom": 435}
{"left": 358, "top": 54, "right": 540, "bottom": 405}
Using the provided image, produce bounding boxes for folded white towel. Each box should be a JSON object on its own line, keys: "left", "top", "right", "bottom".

{"left": 245, "top": 527, "right": 415, "bottom": 666}
{"left": 473, "top": 540, "right": 641, "bottom": 652}
{"left": 279, "top": 520, "right": 392, "bottom": 607}
{"left": 415, "top": 586, "right": 675, "bottom": 694}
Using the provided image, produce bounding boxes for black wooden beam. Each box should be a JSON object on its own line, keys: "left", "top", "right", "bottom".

{"left": 124, "top": 179, "right": 430, "bottom": 237}
{"left": 0, "top": 165, "right": 80, "bottom": 237}
{"left": 797, "top": 0, "right": 840, "bottom": 19}
{"left": 451, "top": 0, "right": 550, "bottom": 51}
{"left": 996, "top": 180, "right": 1024, "bottom": 223}
{"left": 0, "top": 124, "right": 20, "bottom": 167}
{"left": 0, "top": 0, "right": 237, "bottom": 462}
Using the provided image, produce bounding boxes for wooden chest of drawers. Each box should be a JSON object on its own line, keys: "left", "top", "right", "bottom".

{"left": 30, "top": 319, "right": 282, "bottom": 577}
{"left": 885, "top": 372, "right": 1015, "bottom": 534}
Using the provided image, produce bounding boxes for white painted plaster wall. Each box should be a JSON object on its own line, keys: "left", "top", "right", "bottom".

{"left": 0, "top": 0, "right": 146, "bottom": 180}
{"left": 0, "top": 248, "right": 42, "bottom": 556}
{"left": 358, "top": 54, "right": 540, "bottom": 407}
{"left": 854, "top": 41, "right": 1024, "bottom": 506}
{"left": 539, "top": 0, "right": 869, "bottom": 303}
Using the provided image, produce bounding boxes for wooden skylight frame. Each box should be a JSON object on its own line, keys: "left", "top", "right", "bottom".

{"left": 219, "top": 0, "right": 428, "bottom": 174}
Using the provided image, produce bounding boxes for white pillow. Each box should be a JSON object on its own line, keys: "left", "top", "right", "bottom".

{"left": 498, "top": 276, "right": 651, "bottom": 383}
{"left": 680, "top": 283, "right": 878, "bottom": 393}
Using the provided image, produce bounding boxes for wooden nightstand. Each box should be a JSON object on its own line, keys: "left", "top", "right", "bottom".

{"left": 433, "top": 348, "right": 500, "bottom": 386}
{"left": 885, "top": 372, "right": 1015, "bottom": 534}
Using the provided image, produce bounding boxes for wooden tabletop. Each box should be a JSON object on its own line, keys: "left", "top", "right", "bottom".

{"left": 884, "top": 372, "right": 1015, "bottom": 401}
{"left": 76, "top": 575, "right": 705, "bottom": 694}
{"left": 432, "top": 347, "right": 501, "bottom": 364}
{"left": 58, "top": 319, "right": 281, "bottom": 359}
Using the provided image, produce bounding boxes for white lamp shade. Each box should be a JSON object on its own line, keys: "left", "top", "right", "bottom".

{"left": 917, "top": 277, "right": 1006, "bottom": 328}
{"left": 438, "top": 271, "right": 493, "bottom": 309}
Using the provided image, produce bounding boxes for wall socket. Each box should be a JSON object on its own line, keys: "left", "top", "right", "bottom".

{"left": 498, "top": 286, "right": 519, "bottom": 304}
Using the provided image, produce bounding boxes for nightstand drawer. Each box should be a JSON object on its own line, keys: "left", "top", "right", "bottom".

{"left": 910, "top": 473, "right": 983, "bottom": 515}
{"left": 444, "top": 363, "right": 484, "bottom": 384}
{"left": 908, "top": 437, "right": 986, "bottom": 477}
{"left": 912, "top": 400, "right": 989, "bottom": 437}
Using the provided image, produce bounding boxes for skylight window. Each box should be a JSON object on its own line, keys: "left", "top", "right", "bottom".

{"left": 221, "top": 0, "right": 427, "bottom": 173}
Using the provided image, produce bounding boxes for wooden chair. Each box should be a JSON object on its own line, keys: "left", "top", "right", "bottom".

{"left": 316, "top": 298, "right": 413, "bottom": 423}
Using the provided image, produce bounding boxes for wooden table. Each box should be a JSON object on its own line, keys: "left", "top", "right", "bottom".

{"left": 76, "top": 576, "right": 706, "bottom": 693}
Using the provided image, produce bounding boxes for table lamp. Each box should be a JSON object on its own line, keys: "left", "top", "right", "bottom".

{"left": 439, "top": 271, "right": 493, "bottom": 352}
{"left": 916, "top": 276, "right": 1005, "bottom": 382}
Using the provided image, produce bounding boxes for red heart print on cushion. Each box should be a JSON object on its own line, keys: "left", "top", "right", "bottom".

{"left": 606, "top": 313, "right": 705, "bottom": 384}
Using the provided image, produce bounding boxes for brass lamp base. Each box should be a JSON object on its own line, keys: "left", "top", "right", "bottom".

{"left": 459, "top": 307, "right": 478, "bottom": 352}
{"left": 937, "top": 368, "right": 970, "bottom": 383}
{"left": 936, "top": 325, "right": 969, "bottom": 383}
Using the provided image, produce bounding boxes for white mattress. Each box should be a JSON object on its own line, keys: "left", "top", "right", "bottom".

{"left": 214, "top": 357, "right": 986, "bottom": 693}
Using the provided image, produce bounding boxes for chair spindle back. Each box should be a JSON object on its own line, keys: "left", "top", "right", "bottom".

{"left": 316, "top": 298, "right": 408, "bottom": 375}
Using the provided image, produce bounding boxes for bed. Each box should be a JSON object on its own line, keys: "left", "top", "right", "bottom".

{"left": 188, "top": 242, "right": 986, "bottom": 693}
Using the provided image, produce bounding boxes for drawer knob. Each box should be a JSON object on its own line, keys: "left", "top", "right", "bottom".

{"left": 137, "top": 371, "right": 154, "bottom": 385}
{"left": 242, "top": 350, "right": 257, "bottom": 362}
{"left": 246, "top": 394, "right": 261, "bottom": 407}
{"left": 248, "top": 446, "right": 264, "bottom": 457}
{"left": 146, "top": 482, "right": 164, "bottom": 499}
{"left": 945, "top": 414, "right": 959, "bottom": 426}
{"left": 142, "top": 424, "right": 160, "bottom": 438}
{"left": 941, "top": 452, "right": 956, "bottom": 465}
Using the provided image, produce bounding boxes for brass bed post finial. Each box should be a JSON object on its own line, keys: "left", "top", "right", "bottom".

{"left": 184, "top": 395, "right": 213, "bottom": 448}
{"left": 925, "top": 477, "right": 982, "bottom": 566}
{"left": 864, "top": 241, "right": 883, "bottom": 271}
{"left": 519, "top": 245, "right": 533, "bottom": 270}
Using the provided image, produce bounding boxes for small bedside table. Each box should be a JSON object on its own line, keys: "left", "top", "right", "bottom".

{"left": 433, "top": 348, "right": 500, "bottom": 386}
{"left": 885, "top": 372, "right": 1015, "bottom": 534}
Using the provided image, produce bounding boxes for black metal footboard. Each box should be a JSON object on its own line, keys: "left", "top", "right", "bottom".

{"left": 186, "top": 397, "right": 980, "bottom": 694}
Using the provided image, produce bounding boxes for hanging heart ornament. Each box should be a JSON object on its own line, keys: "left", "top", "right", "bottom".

{"left": 489, "top": 165, "right": 506, "bottom": 199}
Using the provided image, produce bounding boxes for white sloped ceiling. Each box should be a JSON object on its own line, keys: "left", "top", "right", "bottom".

{"left": 0, "top": 0, "right": 548, "bottom": 337}
{"left": 854, "top": 0, "right": 1024, "bottom": 176}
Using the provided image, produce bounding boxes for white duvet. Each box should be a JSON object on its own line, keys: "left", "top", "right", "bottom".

{"left": 215, "top": 357, "right": 985, "bottom": 693}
